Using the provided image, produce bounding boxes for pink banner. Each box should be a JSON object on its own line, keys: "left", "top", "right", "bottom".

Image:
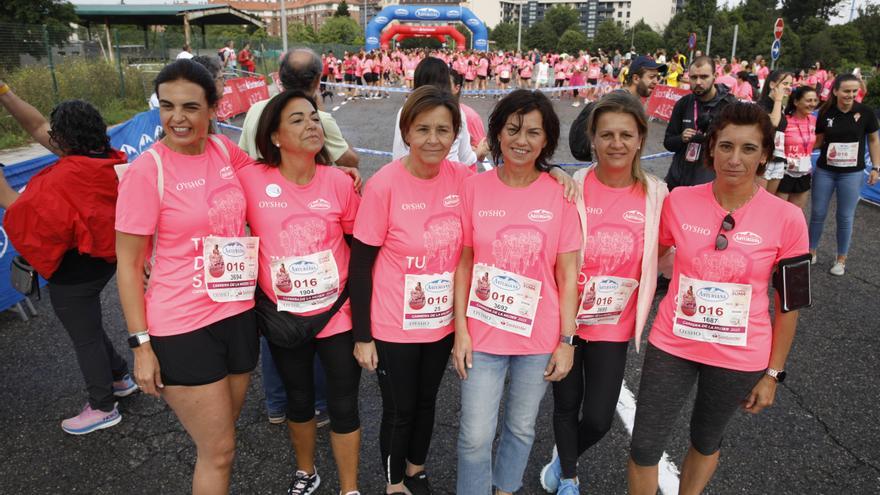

{"left": 645, "top": 85, "right": 690, "bottom": 122}
{"left": 216, "top": 76, "right": 271, "bottom": 121}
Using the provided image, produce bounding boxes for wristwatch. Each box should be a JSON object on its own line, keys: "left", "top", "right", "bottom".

{"left": 765, "top": 368, "right": 787, "bottom": 383}
{"left": 559, "top": 334, "right": 577, "bottom": 346}
{"left": 128, "top": 331, "right": 151, "bottom": 348}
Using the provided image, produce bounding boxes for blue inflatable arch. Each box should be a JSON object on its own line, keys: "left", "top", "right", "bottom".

{"left": 365, "top": 5, "right": 489, "bottom": 52}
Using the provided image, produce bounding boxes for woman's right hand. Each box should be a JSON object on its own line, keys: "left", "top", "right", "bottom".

{"left": 453, "top": 330, "right": 473, "bottom": 380}
{"left": 354, "top": 341, "right": 378, "bottom": 371}
{"left": 133, "top": 344, "right": 164, "bottom": 398}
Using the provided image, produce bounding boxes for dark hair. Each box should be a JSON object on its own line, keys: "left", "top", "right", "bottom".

{"left": 690, "top": 55, "right": 716, "bottom": 74}
{"left": 399, "top": 86, "right": 462, "bottom": 147}
{"left": 704, "top": 102, "right": 774, "bottom": 175}
{"left": 191, "top": 55, "right": 223, "bottom": 80}
{"left": 255, "top": 90, "right": 331, "bottom": 167}
{"left": 587, "top": 92, "right": 649, "bottom": 191}
{"left": 736, "top": 70, "right": 750, "bottom": 82}
{"left": 450, "top": 69, "right": 463, "bottom": 89}
{"left": 818, "top": 73, "right": 861, "bottom": 118}
{"left": 154, "top": 59, "right": 219, "bottom": 106}
{"left": 487, "top": 89, "right": 559, "bottom": 171}
{"left": 279, "top": 49, "right": 322, "bottom": 92}
{"left": 48, "top": 99, "right": 111, "bottom": 156}
{"left": 759, "top": 70, "right": 792, "bottom": 102}
{"left": 414, "top": 57, "right": 452, "bottom": 92}
{"left": 785, "top": 85, "right": 818, "bottom": 116}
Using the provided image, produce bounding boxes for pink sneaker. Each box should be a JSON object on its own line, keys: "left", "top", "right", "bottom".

{"left": 61, "top": 403, "right": 121, "bottom": 435}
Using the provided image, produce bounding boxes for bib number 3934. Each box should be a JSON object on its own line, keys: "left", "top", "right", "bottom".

{"left": 204, "top": 236, "right": 259, "bottom": 302}
{"left": 466, "top": 263, "right": 542, "bottom": 338}
{"left": 673, "top": 275, "right": 751, "bottom": 347}
{"left": 271, "top": 250, "right": 340, "bottom": 313}
{"left": 402, "top": 272, "right": 454, "bottom": 330}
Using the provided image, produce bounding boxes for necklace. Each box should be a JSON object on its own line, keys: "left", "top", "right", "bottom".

{"left": 713, "top": 183, "right": 758, "bottom": 214}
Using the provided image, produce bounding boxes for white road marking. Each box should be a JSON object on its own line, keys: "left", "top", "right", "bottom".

{"left": 332, "top": 105, "right": 340, "bottom": 112}
{"left": 616, "top": 381, "right": 681, "bottom": 495}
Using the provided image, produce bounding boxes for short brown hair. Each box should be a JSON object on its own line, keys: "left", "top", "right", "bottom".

{"left": 255, "top": 90, "right": 331, "bottom": 167}
{"left": 704, "top": 101, "right": 773, "bottom": 175}
{"left": 399, "top": 85, "right": 461, "bottom": 147}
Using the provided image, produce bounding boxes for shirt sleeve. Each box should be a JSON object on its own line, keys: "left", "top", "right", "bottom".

{"left": 223, "top": 135, "right": 257, "bottom": 172}
{"left": 776, "top": 207, "right": 809, "bottom": 264}
{"left": 459, "top": 177, "right": 474, "bottom": 248}
{"left": 864, "top": 106, "right": 880, "bottom": 134}
{"left": 336, "top": 169, "right": 361, "bottom": 235}
{"left": 456, "top": 119, "right": 477, "bottom": 166}
{"left": 658, "top": 193, "right": 676, "bottom": 247}
{"left": 392, "top": 109, "right": 408, "bottom": 160}
{"left": 352, "top": 172, "right": 390, "bottom": 247}
{"left": 319, "top": 112, "right": 349, "bottom": 163}
{"left": 557, "top": 198, "right": 582, "bottom": 254}
{"left": 115, "top": 152, "right": 160, "bottom": 236}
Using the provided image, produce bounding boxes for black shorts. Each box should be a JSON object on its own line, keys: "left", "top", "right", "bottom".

{"left": 151, "top": 309, "right": 259, "bottom": 386}
{"left": 344, "top": 73, "right": 355, "bottom": 83}
{"left": 500, "top": 78, "right": 510, "bottom": 84}
{"left": 478, "top": 75, "right": 487, "bottom": 80}
{"left": 588, "top": 78, "right": 598, "bottom": 85}
{"left": 363, "top": 73, "right": 375, "bottom": 83}
{"left": 778, "top": 173, "right": 811, "bottom": 193}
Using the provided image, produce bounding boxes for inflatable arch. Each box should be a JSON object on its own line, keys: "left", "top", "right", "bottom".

{"left": 380, "top": 25, "right": 466, "bottom": 51}
{"left": 365, "top": 5, "right": 489, "bottom": 52}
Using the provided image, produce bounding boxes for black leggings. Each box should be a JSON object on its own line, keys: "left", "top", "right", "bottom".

{"left": 375, "top": 334, "right": 454, "bottom": 484}
{"left": 49, "top": 271, "right": 129, "bottom": 412}
{"left": 266, "top": 331, "right": 361, "bottom": 434}
{"left": 630, "top": 343, "right": 764, "bottom": 466}
{"left": 552, "top": 338, "right": 629, "bottom": 478}
{"left": 554, "top": 79, "right": 565, "bottom": 88}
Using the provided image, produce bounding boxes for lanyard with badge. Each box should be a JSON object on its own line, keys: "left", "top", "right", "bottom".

{"left": 787, "top": 117, "right": 815, "bottom": 173}
{"left": 270, "top": 250, "right": 341, "bottom": 313}
{"left": 685, "top": 101, "right": 702, "bottom": 162}
{"left": 204, "top": 235, "right": 259, "bottom": 302}
{"left": 466, "top": 264, "right": 542, "bottom": 338}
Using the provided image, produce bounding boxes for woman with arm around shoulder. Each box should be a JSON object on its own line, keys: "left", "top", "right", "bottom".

{"left": 808, "top": 73, "right": 880, "bottom": 276}
{"left": 453, "top": 89, "right": 581, "bottom": 495}
{"left": 628, "top": 102, "right": 810, "bottom": 495}
{"left": 539, "top": 93, "right": 669, "bottom": 494}
{"left": 236, "top": 90, "right": 363, "bottom": 495}
{"left": 349, "top": 85, "right": 473, "bottom": 495}
{"left": 115, "top": 60, "right": 259, "bottom": 494}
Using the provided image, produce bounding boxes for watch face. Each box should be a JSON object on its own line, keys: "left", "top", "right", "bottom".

{"left": 776, "top": 370, "right": 787, "bottom": 383}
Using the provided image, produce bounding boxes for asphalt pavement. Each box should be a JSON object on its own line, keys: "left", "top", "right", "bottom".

{"left": 1, "top": 91, "right": 879, "bottom": 494}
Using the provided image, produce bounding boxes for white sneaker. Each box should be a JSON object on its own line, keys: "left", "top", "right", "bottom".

{"left": 572, "top": 102, "right": 580, "bottom": 107}
{"left": 829, "top": 262, "right": 845, "bottom": 276}
{"left": 810, "top": 252, "right": 817, "bottom": 265}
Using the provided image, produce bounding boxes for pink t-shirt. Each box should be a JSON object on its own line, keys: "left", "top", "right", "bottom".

{"left": 478, "top": 58, "right": 489, "bottom": 76}
{"left": 587, "top": 64, "right": 602, "bottom": 80}
{"left": 460, "top": 103, "right": 486, "bottom": 148}
{"left": 784, "top": 113, "right": 817, "bottom": 158}
{"left": 237, "top": 164, "right": 359, "bottom": 339}
{"left": 576, "top": 173, "right": 646, "bottom": 342}
{"left": 353, "top": 159, "right": 474, "bottom": 343}
{"left": 717, "top": 74, "right": 738, "bottom": 90}
{"left": 649, "top": 184, "right": 808, "bottom": 371}
{"left": 733, "top": 81, "right": 753, "bottom": 100}
{"left": 115, "top": 135, "right": 255, "bottom": 337}
{"left": 520, "top": 62, "right": 533, "bottom": 78}
{"left": 461, "top": 171, "right": 582, "bottom": 355}
{"left": 554, "top": 62, "right": 568, "bottom": 80}
{"left": 757, "top": 66, "right": 770, "bottom": 82}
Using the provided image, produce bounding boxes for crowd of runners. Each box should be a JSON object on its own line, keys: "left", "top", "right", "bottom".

{"left": 0, "top": 42, "right": 878, "bottom": 495}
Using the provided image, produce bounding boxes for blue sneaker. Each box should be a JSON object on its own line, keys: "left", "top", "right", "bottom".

{"left": 540, "top": 446, "right": 562, "bottom": 493}
{"left": 112, "top": 374, "right": 138, "bottom": 398}
{"left": 557, "top": 478, "right": 580, "bottom": 495}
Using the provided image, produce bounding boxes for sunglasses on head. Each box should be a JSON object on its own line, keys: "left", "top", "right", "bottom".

{"left": 715, "top": 213, "right": 735, "bottom": 251}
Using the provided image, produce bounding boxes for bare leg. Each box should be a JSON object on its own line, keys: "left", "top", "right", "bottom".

{"left": 288, "top": 418, "right": 317, "bottom": 474}
{"left": 228, "top": 372, "right": 250, "bottom": 421}
{"left": 627, "top": 457, "right": 659, "bottom": 495}
{"left": 766, "top": 178, "right": 782, "bottom": 195}
{"left": 678, "top": 445, "right": 720, "bottom": 495}
{"left": 331, "top": 429, "right": 361, "bottom": 493}
{"left": 788, "top": 191, "right": 810, "bottom": 210}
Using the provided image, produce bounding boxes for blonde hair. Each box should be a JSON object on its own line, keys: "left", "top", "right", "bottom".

{"left": 586, "top": 92, "right": 649, "bottom": 192}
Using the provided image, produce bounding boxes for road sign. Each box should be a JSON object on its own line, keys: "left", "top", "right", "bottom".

{"left": 771, "top": 39, "right": 781, "bottom": 61}
{"left": 774, "top": 18, "right": 784, "bottom": 40}
{"left": 688, "top": 32, "right": 697, "bottom": 50}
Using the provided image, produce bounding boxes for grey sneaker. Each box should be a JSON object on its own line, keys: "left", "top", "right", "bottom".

{"left": 829, "top": 262, "right": 845, "bottom": 276}
{"left": 287, "top": 469, "right": 320, "bottom": 495}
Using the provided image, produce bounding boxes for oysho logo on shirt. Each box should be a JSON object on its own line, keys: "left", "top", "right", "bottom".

{"left": 266, "top": 183, "right": 282, "bottom": 198}
{"left": 443, "top": 194, "right": 461, "bottom": 208}
{"left": 478, "top": 209, "right": 507, "bottom": 217}
{"left": 176, "top": 178, "right": 206, "bottom": 191}
{"left": 623, "top": 210, "right": 645, "bottom": 224}
{"left": 259, "top": 200, "right": 288, "bottom": 209}
{"left": 585, "top": 206, "right": 603, "bottom": 215}
{"left": 528, "top": 209, "right": 554, "bottom": 222}
{"left": 401, "top": 202, "right": 427, "bottom": 211}
{"left": 681, "top": 223, "right": 711, "bottom": 236}
{"left": 308, "top": 198, "right": 331, "bottom": 210}
{"left": 219, "top": 166, "right": 234, "bottom": 180}
{"left": 733, "top": 231, "right": 763, "bottom": 246}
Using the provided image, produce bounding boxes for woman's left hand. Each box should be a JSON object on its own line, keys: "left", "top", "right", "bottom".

{"left": 743, "top": 375, "right": 778, "bottom": 414}
{"left": 544, "top": 343, "right": 574, "bottom": 381}
{"left": 549, "top": 167, "right": 578, "bottom": 202}
{"left": 338, "top": 166, "right": 363, "bottom": 192}
{"left": 868, "top": 169, "right": 879, "bottom": 186}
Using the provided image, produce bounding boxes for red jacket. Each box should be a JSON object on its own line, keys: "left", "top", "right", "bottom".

{"left": 4, "top": 150, "right": 126, "bottom": 278}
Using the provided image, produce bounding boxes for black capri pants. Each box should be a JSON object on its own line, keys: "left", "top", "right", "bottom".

{"left": 266, "top": 330, "right": 362, "bottom": 434}
{"left": 630, "top": 343, "right": 764, "bottom": 466}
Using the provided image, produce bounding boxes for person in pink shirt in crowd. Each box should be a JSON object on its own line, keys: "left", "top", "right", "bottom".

{"left": 237, "top": 91, "right": 363, "bottom": 495}
{"left": 716, "top": 64, "right": 738, "bottom": 91}
{"left": 519, "top": 57, "right": 533, "bottom": 89}
{"left": 454, "top": 90, "right": 581, "bottom": 495}
{"left": 553, "top": 58, "right": 568, "bottom": 99}
{"left": 585, "top": 57, "right": 603, "bottom": 103}
{"left": 116, "top": 60, "right": 259, "bottom": 494}
{"left": 568, "top": 61, "right": 585, "bottom": 108}
{"left": 496, "top": 58, "right": 513, "bottom": 96}
{"left": 628, "top": 102, "right": 809, "bottom": 495}
{"left": 403, "top": 56, "right": 418, "bottom": 89}
{"left": 806, "top": 67, "right": 820, "bottom": 90}
{"left": 350, "top": 86, "right": 472, "bottom": 495}
{"left": 464, "top": 59, "right": 478, "bottom": 93}
{"left": 814, "top": 61, "right": 828, "bottom": 85}
{"left": 372, "top": 52, "right": 385, "bottom": 98}
{"left": 362, "top": 53, "right": 378, "bottom": 100}
{"left": 756, "top": 59, "right": 770, "bottom": 90}
{"left": 540, "top": 93, "right": 670, "bottom": 495}
{"left": 733, "top": 71, "right": 754, "bottom": 101}
{"left": 477, "top": 54, "right": 490, "bottom": 95}
{"left": 819, "top": 69, "right": 837, "bottom": 101}
{"left": 777, "top": 85, "right": 819, "bottom": 210}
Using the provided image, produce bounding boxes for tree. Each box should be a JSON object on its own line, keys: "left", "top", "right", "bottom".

{"left": 288, "top": 22, "right": 318, "bottom": 43}
{"left": 593, "top": 19, "right": 626, "bottom": 52}
{"left": 849, "top": 4, "right": 880, "bottom": 66}
{"left": 557, "top": 29, "right": 588, "bottom": 55}
{"left": 625, "top": 20, "right": 663, "bottom": 55}
{"left": 781, "top": 0, "right": 844, "bottom": 30}
{"left": 663, "top": 0, "right": 720, "bottom": 54}
{"left": 334, "top": 1, "right": 350, "bottom": 17}
{"left": 0, "top": 0, "right": 77, "bottom": 67}
{"left": 489, "top": 22, "right": 518, "bottom": 52}
{"left": 544, "top": 5, "right": 580, "bottom": 37}
{"left": 318, "top": 16, "right": 362, "bottom": 45}
{"left": 525, "top": 21, "right": 557, "bottom": 52}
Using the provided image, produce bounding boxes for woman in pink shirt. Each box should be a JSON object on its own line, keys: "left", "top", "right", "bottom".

{"left": 453, "top": 90, "right": 581, "bottom": 495}
{"left": 540, "top": 93, "right": 670, "bottom": 495}
{"left": 116, "top": 60, "right": 258, "bottom": 494}
{"left": 628, "top": 103, "right": 809, "bottom": 495}
{"left": 777, "top": 86, "right": 819, "bottom": 210}
{"left": 238, "top": 91, "right": 363, "bottom": 495}
{"left": 733, "top": 71, "right": 754, "bottom": 101}
{"left": 350, "top": 86, "right": 472, "bottom": 495}
{"left": 477, "top": 54, "right": 490, "bottom": 95}
{"left": 496, "top": 59, "right": 513, "bottom": 94}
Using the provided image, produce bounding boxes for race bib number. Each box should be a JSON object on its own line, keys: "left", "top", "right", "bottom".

{"left": 406, "top": 69, "right": 415, "bottom": 78}
{"left": 576, "top": 276, "right": 639, "bottom": 326}
{"left": 773, "top": 131, "right": 786, "bottom": 159}
{"left": 402, "top": 272, "right": 454, "bottom": 330}
{"left": 685, "top": 142, "right": 702, "bottom": 162}
{"left": 204, "top": 236, "right": 259, "bottom": 302}
{"left": 466, "top": 263, "right": 542, "bottom": 338}
{"left": 271, "top": 250, "right": 340, "bottom": 313}
{"left": 501, "top": 70, "right": 510, "bottom": 78}
{"left": 673, "top": 275, "right": 751, "bottom": 347}
{"left": 826, "top": 142, "right": 859, "bottom": 168}
{"left": 787, "top": 155, "right": 813, "bottom": 174}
